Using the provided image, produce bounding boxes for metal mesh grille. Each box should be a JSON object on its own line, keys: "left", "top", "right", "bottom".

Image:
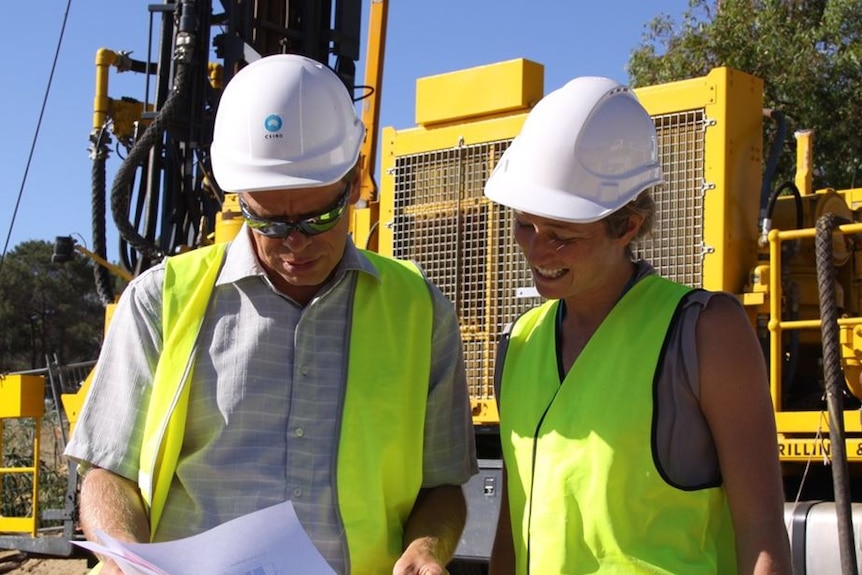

{"left": 634, "top": 110, "right": 707, "bottom": 288}
{"left": 392, "top": 141, "right": 540, "bottom": 400}
{"left": 390, "top": 109, "right": 707, "bottom": 404}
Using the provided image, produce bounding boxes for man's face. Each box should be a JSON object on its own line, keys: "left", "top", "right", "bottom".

{"left": 240, "top": 180, "right": 358, "bottom": 305}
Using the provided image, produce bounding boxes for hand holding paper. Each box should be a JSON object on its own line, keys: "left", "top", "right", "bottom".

{"left": 74, "top": 500, "right": 336, "bottom": 575}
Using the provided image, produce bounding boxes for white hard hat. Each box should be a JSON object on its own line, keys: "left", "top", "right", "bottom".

{"left": 484, "top": 76, "right": 662, "bottom": 223}
{"left": 210, "top": 54, "right": 365, "bottom": 192}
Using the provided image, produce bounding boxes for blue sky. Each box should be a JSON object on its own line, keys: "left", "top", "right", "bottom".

{"left": 0, "top": 0, "right": 689, "bottom": 264}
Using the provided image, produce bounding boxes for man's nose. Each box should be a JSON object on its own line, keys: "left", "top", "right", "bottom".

{"left": 282, "top": 229, "right": 312, "bottom": 251}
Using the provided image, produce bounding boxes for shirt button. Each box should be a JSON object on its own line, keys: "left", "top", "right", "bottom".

{"left": 300, "top": 366, "right": 309, "bottom": 376}
{"left": 293, "top": 488, "right": 302, "bottom": 498}
{"left": 295, "top": 428, "right": 305, "bottom": 437}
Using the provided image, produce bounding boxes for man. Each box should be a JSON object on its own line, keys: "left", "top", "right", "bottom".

{"left": 65, "top": 54, "right": 478, "bottom": 575}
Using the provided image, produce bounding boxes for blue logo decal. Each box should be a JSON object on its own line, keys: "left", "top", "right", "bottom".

{"left": 264, "top": 114, "right": 283, "bottom": 132}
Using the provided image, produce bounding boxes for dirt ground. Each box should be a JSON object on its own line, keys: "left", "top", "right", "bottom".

{"left": 0, "top": 551, "right": 89, "bottom": 575}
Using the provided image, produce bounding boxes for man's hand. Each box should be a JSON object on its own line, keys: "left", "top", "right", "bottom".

{"left": 97, "top": 559, "right": 127, "bottom": 575}
{"left": 393, "top": 536, "right": 449, "bottom": 575}
{"left": 395, "top": 485, "right": 467, "bottom": 575}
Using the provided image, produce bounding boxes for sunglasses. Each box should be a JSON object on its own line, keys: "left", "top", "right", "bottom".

{"left": 239, "top": 184, "right": 351, "bottom": 238}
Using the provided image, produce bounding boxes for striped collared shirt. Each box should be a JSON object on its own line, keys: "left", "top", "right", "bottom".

{"left": 65, "top": 226, "right": 478, "bottom": 573}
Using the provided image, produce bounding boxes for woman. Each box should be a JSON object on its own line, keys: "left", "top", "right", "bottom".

{"left": 484, "top": 76, "right": 792, "bottom": 575}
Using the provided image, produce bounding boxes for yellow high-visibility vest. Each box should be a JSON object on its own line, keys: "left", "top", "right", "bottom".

{"left": 500, "top": 275, "right": 737, "bottom": 574}
{"left": 137, "top": 243, "right": 432, "bottom": 574}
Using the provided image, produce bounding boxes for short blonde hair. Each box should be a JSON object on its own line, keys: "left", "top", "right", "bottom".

{"left": 603, "top": 189, "right": 655, "bottom": 257}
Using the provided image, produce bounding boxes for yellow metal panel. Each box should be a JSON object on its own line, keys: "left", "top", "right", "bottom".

{"left": 104, "top": 302, "right": 118, "bottom": 333}
{"left": 358, "top": 0, "right": 388, "bottom": 202}
{"left": 639, "top": 67, "right": 764, "bottom": 294}
{"left": 0, "top": 375, "right": 44, "bottom": 418}
{"left": 383, "top": 63, "right": 766, "bottom": 427}
{"left": 840, "top": 187, "right": 862, "bottom": 211}
{"left": 378, "top": 114, "right": 529, "bottom": 258}
{"left": 215, "top": 194, "right": 243, "bottom": 244}
{"left": 0, "top": 516, "right": 37, "bottom": 534}
{"left": 386, "top": 113, "right": 529, "bottom": 158}
{"left": 635, "top": 73, "right": 716, "bottom": 114}
{"left": 702, "top": 68, "right": 762, "bottom": 294}
{"left": 776, "top": 410, "right": 862, "bottom": 434}
{"left": 415, "top": 59, "right": 543, "bottom": 126}
{"left": 378, "top": 125, "right": 398, "bottom": 258}
{"left": 63, "top": 368, "right": 95, "bottom": 437}
{"left": 349, "top": 202, "right": 380, "bottom": 252}
{"left": 471, "top": 399, "right": 499, "bottom": 425}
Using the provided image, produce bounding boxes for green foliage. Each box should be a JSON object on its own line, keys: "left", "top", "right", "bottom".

{"left": 0, "top": 240, "right": 105, "bottom": 371}
{"left": 628, "top": 0, "right": 862, "bottom": 190}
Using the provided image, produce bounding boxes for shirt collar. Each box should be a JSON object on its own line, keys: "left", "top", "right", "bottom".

{"left": 216, "top": 224, "right": 380, "bottom": 287}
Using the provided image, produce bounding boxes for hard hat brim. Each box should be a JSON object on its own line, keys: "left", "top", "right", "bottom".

{"left": 484, "top": 171, "right": 662, "bottom": 224}
{"left": 210, "top": 128, "right": 363, "bottom": 193}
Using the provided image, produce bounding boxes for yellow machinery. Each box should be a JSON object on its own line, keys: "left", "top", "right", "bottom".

{"left": 0, "top": 375, "right": 45, "bottom": 538}
{"left": 369, "top": 61, "right": 862, "bottom": 566}
{"left": 0, "top": 361, "right": 95, "bottom": 557}
{"left": 4, "top": 2, "right": 862, "bottom": 568}
{"left": 368, "top": 62, "right": 766, "bottom": 426}
{"left": 368, "top": 58, "right": 546, "bottom": 427}
{"left": 372, "top": 58, "right": 862, "bottom": 465}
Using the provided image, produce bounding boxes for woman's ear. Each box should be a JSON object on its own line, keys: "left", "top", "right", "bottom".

{"left": 622, "top": 214, "right": 645, "bottom": 243}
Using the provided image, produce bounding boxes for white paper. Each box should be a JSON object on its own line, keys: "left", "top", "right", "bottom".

{"left": 73, "top": 500, "right": 336, "bottom": 575}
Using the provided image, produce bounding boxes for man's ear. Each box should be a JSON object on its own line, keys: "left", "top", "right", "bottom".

{"left": 348, "top": 156, "right": 364, "bottom": 203}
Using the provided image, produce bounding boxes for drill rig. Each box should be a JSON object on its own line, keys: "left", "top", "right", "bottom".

{"left": 1, "top": 0, "right": 386, "bottom": 559}
{"left": 87, "top": 0, "right": 383, "bottom": 299}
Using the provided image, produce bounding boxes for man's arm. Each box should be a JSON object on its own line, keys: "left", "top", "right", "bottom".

{"left": 489, "top": 466, "right": 514, "bottom": 575}
{"left": 393, "top": 485, "right": 467, "bottom": 575}
{"left": 79, "top": 467, "right": 151, "bottom": 575}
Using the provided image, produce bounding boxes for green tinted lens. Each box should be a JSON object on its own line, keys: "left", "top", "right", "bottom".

{"left": 240, "top": 184, "right": 349, "bottom": 238}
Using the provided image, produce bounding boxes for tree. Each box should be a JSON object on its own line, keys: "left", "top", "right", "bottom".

{"left": 0, "top": 240, "right": 106, "bottom": 372}
{"left": 628, "top": 0, "right": 862, "bottom": 190}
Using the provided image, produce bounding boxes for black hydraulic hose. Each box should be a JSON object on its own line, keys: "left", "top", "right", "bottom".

{"left": 815, "top": 212, "right": 858, "bottom": 575}
{"left": 111, "top": 0, "right": 198, "bottom": 264}
{"left": 759, "top": 109, "right": 787, "bottom": 216}
{"left": 764, "top": 181, "right": 803, "bottom": 231}
{"left": 90, "top": 137, "right": 115, "bottom": 306}
{"left": 127, "top": 58, "right": 158, "bottom": 75}
{"left": 110, "top": 61, "right": 192, "bottom": 262}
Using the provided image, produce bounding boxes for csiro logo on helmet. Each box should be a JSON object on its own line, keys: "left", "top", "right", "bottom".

{"left": 264, "top": 114, "right": 283, "bottom": 139}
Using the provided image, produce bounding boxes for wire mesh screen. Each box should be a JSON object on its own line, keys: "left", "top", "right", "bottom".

{"left": 389, "top": 110, "right": 706, "bottom": 405}
{"left": 391, "top": 140, "right": 541, "bottom": 401}
{"left": 635, "top": 109, "right": 707, "bottom": 288}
